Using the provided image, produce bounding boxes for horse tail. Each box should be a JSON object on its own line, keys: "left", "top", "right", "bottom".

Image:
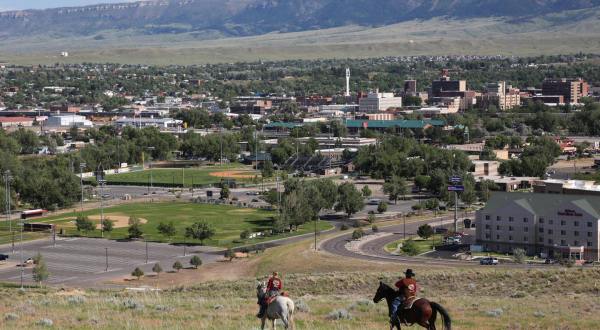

{"left": 430, "top": 302, "right": 451, "bottom": 330}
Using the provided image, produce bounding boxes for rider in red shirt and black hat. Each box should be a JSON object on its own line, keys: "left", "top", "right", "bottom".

{"left": 390, "top": 269, "right": 418, "bottom": 324}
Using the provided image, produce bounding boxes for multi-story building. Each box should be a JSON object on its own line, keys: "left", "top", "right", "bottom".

{"left": 46, "top": 115, "right": 93, "bottom": 128}
{"left": 404, "top": 80, "right": 417, "bottom": 95}
{"left": 542, "top": 78, "right": 589, "bottom": 104}
{"left": 477, "top": 81, "right": 521, "bottom": 111}
{"left": 476, "top": 192, "right": 600, "bottom": 261}
{"left": 430, "top": 69, "right": 467, "bottom": 98}
{"left": 358, "top": 91, "right": 402, "bottom": 112}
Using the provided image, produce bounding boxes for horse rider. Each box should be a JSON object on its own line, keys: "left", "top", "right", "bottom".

{"left": 257, "top": 271, "right": 283, "bottom": 318}
{"left": 390, "top": 269, "right": 418, "bottom": 324}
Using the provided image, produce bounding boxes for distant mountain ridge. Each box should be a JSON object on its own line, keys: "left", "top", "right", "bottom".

{"left": 1, "top": 0, "right": 600, "bottom": 38}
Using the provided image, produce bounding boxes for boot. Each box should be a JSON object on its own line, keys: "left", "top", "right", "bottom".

{"left": 256, "top": 304, "right": 266, "bottom": 318}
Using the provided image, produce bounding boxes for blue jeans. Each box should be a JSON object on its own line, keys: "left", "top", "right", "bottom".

{"left": 391, "top": 297, "right": 402, "bottom": 320}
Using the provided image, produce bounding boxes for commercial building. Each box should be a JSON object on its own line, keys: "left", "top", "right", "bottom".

{"left": 542, "top": 78, "right": 589, "bottom": 104}
{"left": 533, "top": 179, "right": 600, "bottom": 196}
{"left": 358, "top": 91, "right": 402, "bottom": 112}
{"left": 345, "top": 119, "right": 444, "bottom": 134}
{"left": 476, "top": 192, "right": 600, "bottom": 261}
{"left": 114, "top": 117, "right": 182, "bottom": 129}
{"left": 46, "top": 115, "right": 93, "bottom": 128}
{"left": 0, "top": 116, "right": 34, "bottom": 127}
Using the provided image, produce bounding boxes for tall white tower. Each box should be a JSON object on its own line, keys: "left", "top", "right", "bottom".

{"left": 345, "top": 68, "right": 351, "bottom": 97}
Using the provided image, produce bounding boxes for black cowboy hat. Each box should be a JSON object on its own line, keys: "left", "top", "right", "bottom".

{"left": 405, "top": 269, "right": 415, "bottom": 277}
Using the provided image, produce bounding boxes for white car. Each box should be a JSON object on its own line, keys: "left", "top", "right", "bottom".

{"left": 479, "top": 257, "right": 499, "bottom": 265}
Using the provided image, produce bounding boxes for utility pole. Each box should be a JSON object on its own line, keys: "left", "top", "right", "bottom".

{"left": 99, "top": 179, "right": 106, "bottom": 238}
{"left": 147, "top": 147, "right": 155, "bottom": 194}
{"left": 219, "top": 125, "right": 223, "bottom": 165}
{"left": 80, "top": 163, "right": 86, "bottom": 213}
{"left": 4, "top": 171, "right": 13, "bottom": 253}
{"left": 454, "top": 190, "right": 458, "bottom": 233}
{"left": 145, "top": 238, "right": 149, "bottom": 264}
{"left": 105, "top": 247, "right": 108, "bottom": 272}
{"left": 403, "top": 213, "right": 406, "bottom": 240}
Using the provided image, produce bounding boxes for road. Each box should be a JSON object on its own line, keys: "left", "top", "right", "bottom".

{"left": 320, "top": 212, "right": 555, "bottom": 269}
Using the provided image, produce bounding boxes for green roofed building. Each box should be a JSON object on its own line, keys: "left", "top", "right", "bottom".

{"left": 476, "top": 192, "right": 600, "bottom": 261}
{"left": 345, "top": 119, "right": 445, "bottom": 134}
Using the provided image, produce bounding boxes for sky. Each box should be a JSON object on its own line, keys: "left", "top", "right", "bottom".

{"left": 0, "top": 0, "right": 137, "bottom": 11}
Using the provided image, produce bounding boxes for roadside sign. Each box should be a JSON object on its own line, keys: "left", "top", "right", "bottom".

{"left": 450, "top": 176, "right": 462, "bottom": 184}
{"left": 448, "top": 185, "right": 464, "bottom": 192}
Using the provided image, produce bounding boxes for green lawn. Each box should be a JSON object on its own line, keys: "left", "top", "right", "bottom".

{"left": 384, "top": 235, "right": 442, "bottom": 256}
{"left": 93, "top": 164, "right": 260, "bottom": 187}
{"left": 36, "top": 202, "right": 332, "bottom": 247}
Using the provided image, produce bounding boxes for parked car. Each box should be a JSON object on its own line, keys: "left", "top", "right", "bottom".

{"left": 0, "top": 254, "right": 8, "bottom": 261}
{"left": 544, "top": 258, "right": 557, "bottom": 264}
{"left": 367, "top": 198, "right": 382, "bottom": 205}
{"left": 246, "top": 191, "right": 260, "bottom": 196}
{"left": 480, "top": 257, "right": 499, "bottom": 265}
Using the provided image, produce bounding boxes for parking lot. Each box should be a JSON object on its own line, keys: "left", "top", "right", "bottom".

{"left": 0, "top": 237, "right": 222, "bottom": 287}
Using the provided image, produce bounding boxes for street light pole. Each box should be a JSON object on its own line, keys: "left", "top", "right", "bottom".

{"left": 99, "top": 179, "right": 106, "bottom": 238}
{"left": 80, "top": 163, "right": 86, "bottom": 213}
{"left": 146, "top": 147, "right": 155, "bottom": 194}
{"left": 105, "top": 247, "right": 108, "bottom": 272}
{"left": 145, "top": 238, "right": 149, "bottom": 264}
{"left": 4, "top": 171, "right": 12, "bottom": 252}
{"left": 403, "top": 213, "right": 406, "bottom": 240}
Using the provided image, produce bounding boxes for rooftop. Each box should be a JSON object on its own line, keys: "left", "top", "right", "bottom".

{"left": 483, "top": 192, "right": 600, "bottom": 219}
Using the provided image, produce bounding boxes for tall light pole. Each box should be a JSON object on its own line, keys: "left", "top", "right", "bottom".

{"left": 4, "top": 170, "right": 13, "bottom": 253}
{"left": 79, "top": 163, "right": 87, "bottom": 213}
{"left": 105, "top": 247, "right": 109, "bottom": 272}
{"left": 99, "top": 179, "right": 106, "bottom": 238}
{"left": 146, "top": 147, "right": 155, "bottom": 193}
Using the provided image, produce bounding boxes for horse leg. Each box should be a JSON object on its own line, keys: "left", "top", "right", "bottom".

{"left": 280, "top": 314, "right": 289, "bottom": 329}
{"left": 418, "top": 321, "right": 430, "bottom": 329}
{"left": 271, "top": 318, "right": 276, "bottom": 330}
{"left": 261, "top": 317, "right": 266, "bottom": 330}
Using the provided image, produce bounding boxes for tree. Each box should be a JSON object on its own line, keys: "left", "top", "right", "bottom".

{"left": 102, "top": 219, "right": 114, "bottom": 234}
{"left": 417, "top": 224, "right": 434, "bottom": 240}
{"left": 185, "top": 222, "right": 215, "bottom": 245}
{"left": 361, "top": 185, "right": 372, "bottom": 198}
{"left": 131, "top": 267, "right": 144, "bottom": 280}
{"left": 383, "top": 176, "right": 408, "bottom": 204}
{"left": 240, "top": 229, "right": 250, "bottom": 240}
{"left": 367, "top": 213, "right": 376, "bottom": 224}
{"left": 335, "top": 182, "right": 365, "bottom": 219}
{"left": 157, "top": 221, "right": 177, "bottom": 241}
{"left": 352, "top": 228, "right": 364, "bottom": 240}
{"left": 152, "top": 263, "right": 163, "bottom": 278}
{"left": 220, "top": 185, "right": 230, "bottom": 200}
{"left": 32, "top": 253, "right": 49, "bottom": 286}
{"left": 224, "top": 248, "right": 235, "bottom": 261}
{"left": 190, "top": 255, "right": 202, "bottom": 269}
{"left": 75, "top": 215, "right": 95, "bottom": 234}
{"left": 172, "top": 261, "right": 183, "bottom": 272}
{"left": 401, "top": 239, "right": 419, "bottom": 256}
{"left": 414, "top": 175, "right": 431, "bottom": 192}
{"left": 261, "top": 160, "right": 274, "bottom": 178}
{"left": 513, "top": 248, "right": 526, "bottom": 264}
{"left": 127, "top": 218, "right": 144, "bottom": 239}
{"left": 377, "top": 201, "right": 388, "bottom": 214}
{"left": 478, "top": 180, "right": 498, "bottom": 202}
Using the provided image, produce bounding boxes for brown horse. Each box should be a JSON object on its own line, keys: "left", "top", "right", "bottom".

{"left": 373, "top": 282, "right": 451, "bottom": 330}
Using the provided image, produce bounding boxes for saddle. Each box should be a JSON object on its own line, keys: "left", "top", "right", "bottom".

{"left": 266, "top": 291, "right": 288, "bottom": 305}
{"left": 402, "top": 296, "right": 420, "bottom": 309}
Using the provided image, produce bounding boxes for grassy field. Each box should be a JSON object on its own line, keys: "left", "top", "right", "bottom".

{"left": 35, "top": 202, "right": 332, "bottom": 247}
{"left": 1, "top": 266, "right": 599, "bottom": 329}
{"left": 98, "top": 164, "right": 260, "bottom": 187}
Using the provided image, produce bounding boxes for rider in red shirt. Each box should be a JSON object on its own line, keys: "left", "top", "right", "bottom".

{"left": 391, "top": 269, "right": 418, "bottom": 324}
{"left": 257, "top": 272, "right": 283, "bottom": 318}
{"left": 267, "top": 272, "right": 283, "bottom": 292}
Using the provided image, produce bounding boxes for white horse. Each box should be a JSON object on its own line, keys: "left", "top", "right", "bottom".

{"left": 256, "top": 282, "right": 295, "bottom": 330}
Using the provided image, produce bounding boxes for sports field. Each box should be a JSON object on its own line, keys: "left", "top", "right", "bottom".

{"left": 102, "top": 164, "right": 260, "bottom": 187}
{"left": 36, "top": 202, "right": 331, "bottom": 247}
